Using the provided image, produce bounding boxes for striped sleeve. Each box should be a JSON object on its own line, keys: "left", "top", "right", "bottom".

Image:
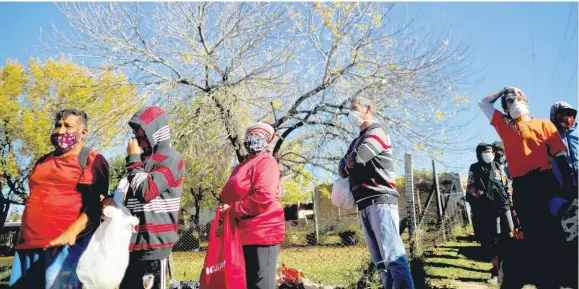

{"left": 350, "top": 127, "right": 392, "bottom": 166}
{"left": 126, "top": 154, "right": 184, "bottom": 203}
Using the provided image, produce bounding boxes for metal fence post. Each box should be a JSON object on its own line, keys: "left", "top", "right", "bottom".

{"left": 405, "top": 152, "right": 418, "bottom": 259}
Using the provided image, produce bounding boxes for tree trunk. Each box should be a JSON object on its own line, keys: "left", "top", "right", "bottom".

{"left": 0, "top": 199, "right": 11, "bottom": 231}
{"left": 192, "top": 188, "right": 203, "bottom": 250}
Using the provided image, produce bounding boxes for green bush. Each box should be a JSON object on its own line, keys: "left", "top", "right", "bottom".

{"left": 337, "top": 224, "right": 364, "bottom": 246}
{"left": 306, "top": 233, "right": 319, "bottom": 245}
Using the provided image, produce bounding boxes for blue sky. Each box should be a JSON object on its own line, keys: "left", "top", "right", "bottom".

{"left": 0, "top": 2, "right": 577, "bottom": 180}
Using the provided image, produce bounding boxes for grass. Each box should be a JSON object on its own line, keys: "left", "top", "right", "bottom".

{"left": 422, "top": 227, "right": 495, "bottom": 289}
{"left": 0, "top": 246, "right": 370, "bottom": 288}
{"left": 0, "top": 256, "right": 11, "bottom": 288}
{"left": 0, "top": 227, "right": 489, "bottom": 289}
{"left": 172, "top": 245, "right": 370, "bottom": 287}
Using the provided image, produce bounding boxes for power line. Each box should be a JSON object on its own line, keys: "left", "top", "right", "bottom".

{"left": 564, "top": 66, "right": 578, "bottom": 95}
{"left": 561, "top": 19, "right": 578, "bottom": 68}
{"left": 549, "top": 3, "right": 575, "bottom": 87}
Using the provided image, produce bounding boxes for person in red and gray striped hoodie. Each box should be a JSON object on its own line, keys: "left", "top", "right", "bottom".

{"left": 338, "top": 96, "right": 415, "bottom": 289}
{"left": 118, "top": 106, "right": 185, "bottom": 289}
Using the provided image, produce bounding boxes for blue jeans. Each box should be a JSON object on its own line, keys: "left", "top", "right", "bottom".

{"left": 360, "top": 203, "right": 415, "bottom": 289}
{"left": 9, "top": 236, "right": 90, "bottom": 289}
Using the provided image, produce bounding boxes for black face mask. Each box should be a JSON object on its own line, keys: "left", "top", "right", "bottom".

{"left": 494, "top": 153, "right": 506, "bottom": 164}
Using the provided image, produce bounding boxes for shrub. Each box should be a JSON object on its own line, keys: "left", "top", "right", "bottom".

{"left": 337, "top": 225, "right": 364, "bottom": 246}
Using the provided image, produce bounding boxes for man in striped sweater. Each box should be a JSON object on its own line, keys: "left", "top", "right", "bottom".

{"left": 120, "top": 106, "right": 185, "bottom": 289}
{"left": 338, "top": 96, "right": 415, "bottom": 289}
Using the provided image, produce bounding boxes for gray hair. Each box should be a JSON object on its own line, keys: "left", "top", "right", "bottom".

{"left": 351, "top": 96, "right": 375, "bottom": 110}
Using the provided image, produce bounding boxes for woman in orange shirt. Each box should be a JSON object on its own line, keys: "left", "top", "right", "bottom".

{"left": 479, "top": 87, "right": 577, "bottom": 288}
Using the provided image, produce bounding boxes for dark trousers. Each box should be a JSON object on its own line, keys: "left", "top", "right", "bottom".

{"left": 470, "top": 203, "right": 495, "bottom": 260}
{"left": 503, "top": 170, "right": 566, "bottom": 288}
{"left": 243, "top": 245, "right": 280, "bottom": 289}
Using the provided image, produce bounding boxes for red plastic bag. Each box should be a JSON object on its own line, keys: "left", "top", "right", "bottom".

{"left": 199, "top": 211, "right": 247, "bottom": 289}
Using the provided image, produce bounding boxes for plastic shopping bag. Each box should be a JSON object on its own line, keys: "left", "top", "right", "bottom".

{"left": 76, "top": 205, "right": 139, "bottom": 289}
{"left": 199, "top": 211, "right": 247, "bottom": 289}
{"left": 331, "top": 177, "right": 355, "bottom": 210}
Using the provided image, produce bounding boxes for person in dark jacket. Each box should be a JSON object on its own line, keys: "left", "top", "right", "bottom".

{"left": 118, "top": 106, "right": 185, "bottom": 289}
{"left": 218, "top": 122, "right": 285, "bottom": 289}
{"left": 492, "top": 141, "right": 523, "bottom": 238}
{"left": 550, "top": 101, "right": 578, "bottom": 186}
{"left": 549, "top": 101, "right": 578, "bottom": 288}
{"left": 338, "top": 96, "right": 414, "bottom": 289}
{"left": 466, "top": 143, "right": 514, "bottom": 284}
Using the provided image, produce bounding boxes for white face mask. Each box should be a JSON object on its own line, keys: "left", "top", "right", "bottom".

{"left": 509, "top": 100, "right": 529, "bottom": 119}
{"left": 348, "top": 111, "right": 365, "bottom": 128}
{"left": 481, "top": 152, "right": 494, "bottom": 164}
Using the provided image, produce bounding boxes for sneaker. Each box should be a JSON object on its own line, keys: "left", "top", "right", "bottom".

{"left": 561, "top": 198, "right": 578, "bottom": 242}
{"left": 487, "top": 276, "right": 499, "bottom": 285}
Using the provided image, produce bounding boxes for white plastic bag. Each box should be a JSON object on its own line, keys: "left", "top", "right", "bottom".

{"left": 77, "top": 204, "right": 139, "bottom": 289}
{"left": 331, "top": 178, "right": 356, "bottom": 210}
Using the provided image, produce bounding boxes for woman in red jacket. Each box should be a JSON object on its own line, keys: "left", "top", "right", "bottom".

{"left": 218, "top": 122, "right": 285, "bottom": 289}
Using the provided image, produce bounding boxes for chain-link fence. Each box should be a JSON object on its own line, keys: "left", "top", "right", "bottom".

{"left": 168, "top": 181, "right": 470, "bottom": 287}
{"left": 0, "top": 160, "right": 471, "bottom": 288}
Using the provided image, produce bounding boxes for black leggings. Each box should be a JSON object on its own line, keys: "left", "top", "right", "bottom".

{"left": 243, "top": 245, "right": 280, "bottom": 289}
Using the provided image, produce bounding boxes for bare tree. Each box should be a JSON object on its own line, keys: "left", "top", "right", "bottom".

{"left": 53, "top": 2, "right": 477, "bottom": 175}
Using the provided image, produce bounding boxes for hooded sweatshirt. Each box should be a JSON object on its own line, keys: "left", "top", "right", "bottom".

{"left": 466, "top": 143, "right": 510, "bottom": 214}
{"left": 550, "top": 101, "right": 578, "bottom": 185}
{"left": 125, "top": 106, "right": 185, "bottom": 261}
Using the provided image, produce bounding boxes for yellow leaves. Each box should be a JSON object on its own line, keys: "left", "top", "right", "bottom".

{"left": 395, "top": 177, "right": 405, "bottom": 189}
{"left": 313, "top": 2, "right": 322, "bottom": 10}
{"left": 272, "top": 99, "right": 283, "bottom": 110}
{"left": 452, "top": 93, "right": 470, "bottom": 108}
{"left": 331, "top": 65, "right": 343, "bottom": 74}
{"left": 389, "top": 64, "right": 398, "bottom": 70}
{"left": 373, "top": 15, "right": 382, "bottom": 28}
{"left": 180, "top": 52, "right": 193, "bottom": 64}
{"left": 343, "top": 2, "right": 360, "bottom": 11}
{"left": 280, "top": 171, "right": 315, "bottom": 204}
{"left": 435, "top": 110, "right": 444, "bottom": 120}
{"left": 3, "top": 152, "right": 19, "bottom": 179}
{"left": 281, "top": 51, "right": 294, "bottom": 64}
{"left": 432, "top": 151, "right": 443, "bottom": 158}
{"left": 1, "top": 60, "right": 28, "bottom": 96}
{"left": 414, "top": 143, "right": 424, "bottom": 152}
{"left": 0, "top": 57, "right": 139, "bottom": 195}
{"left": 318, "top": 185, "right": 331, "bottom": 199}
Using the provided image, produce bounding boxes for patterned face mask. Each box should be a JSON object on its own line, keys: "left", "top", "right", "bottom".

{"left": 50, "top": 132, "right": 79, "bottom": 153}
{"left": 243, "top": 134, "right": 267, "bottom": 155}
